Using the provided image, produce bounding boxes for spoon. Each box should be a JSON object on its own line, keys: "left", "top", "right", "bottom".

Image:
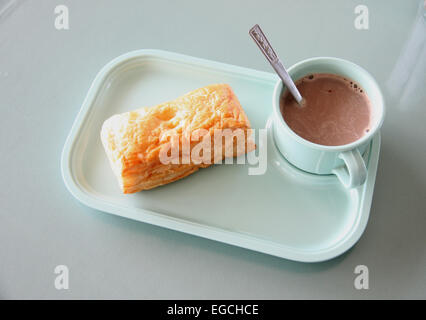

{"left": 249, "top": 24, "right": 304, "bottom": 105}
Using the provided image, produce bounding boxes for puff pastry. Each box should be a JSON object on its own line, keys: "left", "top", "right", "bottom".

{"left": 100, "top": 84, "right": 255, "bottom": 193}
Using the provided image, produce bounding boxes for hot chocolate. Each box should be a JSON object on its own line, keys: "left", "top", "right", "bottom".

{"left": 280, "top": 73, "right": 371, "bottom": 146}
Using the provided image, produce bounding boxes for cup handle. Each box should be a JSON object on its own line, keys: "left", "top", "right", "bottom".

{"left": 332, "top": 149, "right": 367, "bottom": 188}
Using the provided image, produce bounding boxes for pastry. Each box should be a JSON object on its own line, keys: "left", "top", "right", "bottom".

{"left": 100, "top": 84, "right": 255, "bottom": 193}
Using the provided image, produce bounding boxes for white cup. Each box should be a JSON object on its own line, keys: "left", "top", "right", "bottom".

{"left": 272, "top": 57, "right": 385, "bottom": 188}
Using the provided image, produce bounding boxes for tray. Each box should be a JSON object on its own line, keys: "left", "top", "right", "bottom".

{"left": 61, "top": 49, "right": 380, "bottom": 262}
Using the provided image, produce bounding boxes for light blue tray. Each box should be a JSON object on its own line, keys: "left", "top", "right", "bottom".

{"left": 61, "top": 49, "right": 380, "bottom": 262}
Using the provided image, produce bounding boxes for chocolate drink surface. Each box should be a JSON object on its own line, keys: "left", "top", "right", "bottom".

{"left": 280, "top": 73, "right": 371, "bottom": 146}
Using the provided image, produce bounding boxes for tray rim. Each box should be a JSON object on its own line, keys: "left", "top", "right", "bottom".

{"left": 61, "top": 49, "right": 380, "bottom": 262}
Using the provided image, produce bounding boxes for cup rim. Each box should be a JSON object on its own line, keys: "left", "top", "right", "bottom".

{"left": 273, "top": 56, "right": 385, "bottom": 151}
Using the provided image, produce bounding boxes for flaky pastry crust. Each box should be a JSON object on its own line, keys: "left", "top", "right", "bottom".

{"left": 100, "top": 84, "right": 255, "bottom": 193}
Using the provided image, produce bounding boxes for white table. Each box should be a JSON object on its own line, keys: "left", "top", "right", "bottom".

{"left": 0, "top": 0, "right": 425, "bottom": 299}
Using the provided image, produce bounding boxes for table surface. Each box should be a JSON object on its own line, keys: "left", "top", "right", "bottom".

{"left": 1, "top": 0, "right": 425, "bottom": 299}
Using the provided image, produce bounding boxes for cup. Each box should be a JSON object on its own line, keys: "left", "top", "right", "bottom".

{"left": 272, "top": 57, "right": 385, "bottom": 188}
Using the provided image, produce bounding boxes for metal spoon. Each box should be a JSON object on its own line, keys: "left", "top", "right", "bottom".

{"left": 249, "top": 24, "right": 303, "bottom": 105}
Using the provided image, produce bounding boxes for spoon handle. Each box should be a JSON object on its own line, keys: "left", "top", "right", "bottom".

{"left": 249, "top": 24, "right": 303, "bottom": 104}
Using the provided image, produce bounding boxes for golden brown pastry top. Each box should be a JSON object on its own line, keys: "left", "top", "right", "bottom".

{"left": 101, "top": 84, "right": 251, "bottom": 177}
